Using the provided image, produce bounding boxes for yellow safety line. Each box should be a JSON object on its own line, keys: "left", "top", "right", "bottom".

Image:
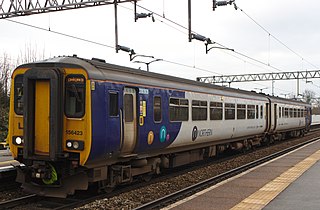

{"left": 163, "top": 139, "right": 320, "bottom": 210}
{"left": 230, "top": 150, "right": 320, "bottom": 210}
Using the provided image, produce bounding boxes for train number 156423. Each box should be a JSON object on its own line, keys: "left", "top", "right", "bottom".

{"left": 66, "top": 130, "right": 83, "bottom": 136}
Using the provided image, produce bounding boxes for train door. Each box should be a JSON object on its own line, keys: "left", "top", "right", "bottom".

{"left": 23, "top": 68, "right": 63, "bottom": 160}
{"left": 121, "top": 87, "right": 137, "bottom": 154}
{"left": 305, "top": 106, "right": 312, "bottom": 131}
{"left": 34, "top": 80, "right": 50, "bottom": 155}
{"left": 273, "top": 104, "right": 277, "bottom": 131}
{"left": 265, "top": 103, "right": 269, "bottom": 132}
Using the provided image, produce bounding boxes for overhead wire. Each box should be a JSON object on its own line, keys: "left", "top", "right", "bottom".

{"left": 3, "top": 4, "right": 286, "bottom": 93}
{"left": 132, "top": 2, "right": 316, "bottom": 95}
{"left": 132, "top": 2, "right": 286, "bottom": 73}
{"left": 235, "top": 4, "right": 319, "bottom": 69}
{"left": 2, "top": 3, "right": 308, "bottom": 95}
{"left": 3, "top": 16, "right": 222, "bottom": 76}
{"left": 5, "top": 19, "right": 115, "bottom": 49}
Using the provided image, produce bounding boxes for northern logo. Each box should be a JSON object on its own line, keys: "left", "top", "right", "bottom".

{"left": 192, "top": 126, "right": 198, "bottom": 141}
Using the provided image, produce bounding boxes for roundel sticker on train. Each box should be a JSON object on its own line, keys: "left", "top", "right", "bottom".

{"left": 192, "top": 126, "right": 198, "bottom": 141}
{"left": 160, "top": 126, "right": 167, "bottom": 143}
{"left": 147, "top": 131, "right": 154, "bottom": 145}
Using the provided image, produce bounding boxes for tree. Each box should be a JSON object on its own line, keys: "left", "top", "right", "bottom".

{"left": 302, "top": 89, "right": 315, "bottom": 104}
{"left": 0, "top": 53, "right": 13, "bottom": 141}
{"left": 0, "top": 44, "right": 46, "bottom": 142}
{"left": 17, "top": 42, "right": 45, "bottom": 65}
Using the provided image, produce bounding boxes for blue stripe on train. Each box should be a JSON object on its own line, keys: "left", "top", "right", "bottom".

{"left": 87, "top": 81, "right": 184, "bottom": 164}
{"left": 134, "top": 88, "right": 184, "bottom": 153}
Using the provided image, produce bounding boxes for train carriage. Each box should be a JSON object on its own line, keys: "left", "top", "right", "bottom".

{"left": 7, "top": 56, "right": 311, "bottom": 197}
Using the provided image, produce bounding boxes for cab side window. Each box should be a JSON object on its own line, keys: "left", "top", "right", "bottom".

{"left": 65, "top": 75, "right": 86, "bottom": 118}
{"left": 109, "top": 92, "right": 119, "bottom": 117}
{"left": 14, "top": 75, "right": 24, "bottom": 115}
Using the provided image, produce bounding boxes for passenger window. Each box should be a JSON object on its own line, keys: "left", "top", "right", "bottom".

{"left": 225, "top": 103, "right": 235, "bottom": 120}
{"left": 289, "top": 108, "right": 293, "bottom": 118}
{"left": 260, "top": 105, "right": 263, "bottom": 119}
{"left": 154, "top": 96, "right": 162, "bottom": 123}
{"left": 210, "top": 102, "right": 223, "bottom": 120}
{"left": 169, "top": 98, "right": 189, "bottom": 121}
{"left": 237, "top": 104, "right": 246, "bottom": 120}
{"left": 65, "top": 75, "right": 85, "bottom": 118}
{"left": 124, "top": 94, "right": 134, "bottom": 122}
{"left": 192, "top": 100, "right": 207, "bottom": 121}
{"left": 256, "top": 105, "right": 259, "bottom": 119}
{"left": 14, "top": 74, "right": 24, "bottom": 115}
{"left": 109, "top": 92, "right": 119, "bottom": 117}
{"left": 247, "top": 105, "right": 255, "bottom": 119}
{"left": 285, "top": 108, "right": 289, "bottom": 118}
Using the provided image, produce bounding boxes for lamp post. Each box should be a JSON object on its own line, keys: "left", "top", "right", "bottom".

{"left": 191, "top": 33, "right": 234, "bottom": 54}
{"left": 134, "top": 59, "right": 163, "bottom": 72}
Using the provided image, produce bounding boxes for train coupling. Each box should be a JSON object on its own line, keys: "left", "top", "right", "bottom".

{"left": 30, "top": 161, "right": 58, "bottom": 184}
{"left": 32, "top": 166, "right": 50, "bottom": 179}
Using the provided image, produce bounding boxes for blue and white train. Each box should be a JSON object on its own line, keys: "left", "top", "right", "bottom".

{"left": 7, "top": 56, "right": 312, "bottom": 197}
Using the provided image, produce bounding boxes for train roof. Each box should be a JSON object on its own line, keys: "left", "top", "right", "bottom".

{"left": 17, "top": 56, "right": 310, "bottom": 106}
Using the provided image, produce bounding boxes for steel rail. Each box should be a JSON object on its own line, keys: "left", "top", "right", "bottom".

{"left": 0, "top": 194, "right": 39, "bottom": 209}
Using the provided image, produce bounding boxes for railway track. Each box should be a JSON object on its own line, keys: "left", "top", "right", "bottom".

{"left": 1, "top": 127, "right": 320, "bottom": 209}
{"left": 0, "top": 194, "right": 38, "bottom": 209}
{"left": 134, "top": 136, "right": 320, "bottom": 210}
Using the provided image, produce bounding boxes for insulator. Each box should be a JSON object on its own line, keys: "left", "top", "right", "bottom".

{"left": 117, "top": 45, "right": 131, "bottom": 53}
{"left": 136, "top": 13, "right": 150, "bottom": 19}
{"left": 192, "top": 34, "right": 208, "bottom": 42}
{"left": 216, "top": 1, "right": 228, "bottom": 6}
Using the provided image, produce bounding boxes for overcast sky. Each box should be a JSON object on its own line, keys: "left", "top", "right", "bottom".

{"left": 1, "top": 0, "right": 320, "bottom": 98}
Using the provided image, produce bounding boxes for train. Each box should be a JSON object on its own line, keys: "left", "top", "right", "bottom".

{"left": 7, "top": 56, "right": 312, "bottom": 197}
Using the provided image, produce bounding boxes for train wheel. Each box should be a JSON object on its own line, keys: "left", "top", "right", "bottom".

{"left": 142, "top": 174, "right": 152, "bottom": 182}
{"left": 269, "top": 136, "right": 275, "bottom": 144}
{"left": 98, "top": 180, "right": 115, "bottom": 193}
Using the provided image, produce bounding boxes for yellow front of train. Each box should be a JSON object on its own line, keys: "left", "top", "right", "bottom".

{"left": 7, "top": 61, "right": 93, "bottom": 197}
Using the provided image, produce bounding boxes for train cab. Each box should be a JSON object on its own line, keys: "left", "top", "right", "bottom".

{"left": 7, "top": 59, "right": 92, "bottom": 196}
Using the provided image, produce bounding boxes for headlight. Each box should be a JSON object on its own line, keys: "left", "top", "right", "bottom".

{"left": 13, "top": 136, "right": 24, "bottom": 146}
{"left": 73, "top": 141, "right": 79, "bottom": 149}
{"left": 66, "top": 140, "right": 84, "bottom": 151}
{"left": 16, "top": 137, "right": 22, "bottom": 144}
{"left": 66, "top": 142, "right": 72, "bottom": 148}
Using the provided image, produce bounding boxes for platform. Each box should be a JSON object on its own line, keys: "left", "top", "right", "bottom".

{"left": 164, "top": 139, "right": 320, "bottom": 210}
{"left": 0, "top": 149, "right": 19, "bottom": 174}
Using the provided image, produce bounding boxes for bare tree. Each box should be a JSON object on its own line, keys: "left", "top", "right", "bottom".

{"left": 302, "top": 89, "right": 315, "bottom": 104}
{"left": 0, "top": 44, "right": 46, "bottom": 141}
{"left": 0, "top": 53, "right": 13, "bottom": 107}
{"left": 16, "top": 42, "right": 46, "bottom": 65}
{"left": 0, "top": 53, "right": 13, "bottom": 141}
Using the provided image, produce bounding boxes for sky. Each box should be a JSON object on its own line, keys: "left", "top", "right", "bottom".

{"left": 1, "top": 0, "right": 320, "bottom": 98}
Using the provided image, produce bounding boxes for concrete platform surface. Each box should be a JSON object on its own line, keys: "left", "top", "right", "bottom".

{"left": 164, "top": 139, "right": 320, "bottom": 210}
{"left": 264, "top": 161, "right": 320, "bottom": 210}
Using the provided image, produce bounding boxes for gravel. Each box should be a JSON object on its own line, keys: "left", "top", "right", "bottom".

{"left": 77, "top": 132, "right": 320, "bottom": 210}
{"left": 0, "top": 189, "right": 27, "bottom": 202}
